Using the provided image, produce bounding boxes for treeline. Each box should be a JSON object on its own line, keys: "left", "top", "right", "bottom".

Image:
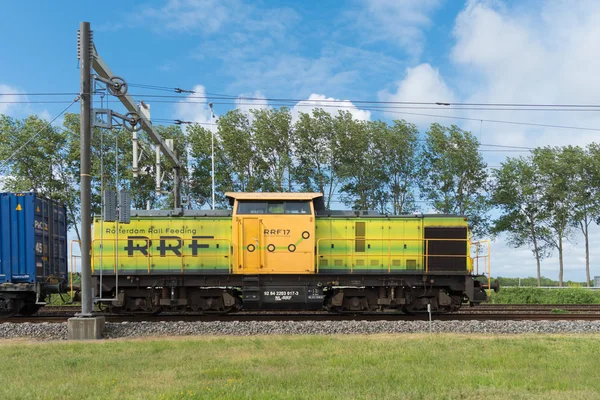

{"left": 188, "top": 108, "right": 487, "bottom": 235}
{"left": 494, "top": 276, "right": 592, "bottom": 287}
{"left": 0, "top": 108, "right": 599, "bottom": 286}
{"left": 492, "top": 145, "right": 600, "bottom": 287}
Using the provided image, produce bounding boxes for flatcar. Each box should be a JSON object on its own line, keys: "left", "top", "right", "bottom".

{"left": 92, "top": 192, "right": 496, "bottom": 314}
{"left": 0, "top": 193, "right": 68, "bottom": 316}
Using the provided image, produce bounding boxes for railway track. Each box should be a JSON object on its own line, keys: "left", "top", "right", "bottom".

{"left": 5, "top": 309, "right": 600, "bottom": 324}
{"left": 469, "top": 304, "right": 600, "bottom": 311}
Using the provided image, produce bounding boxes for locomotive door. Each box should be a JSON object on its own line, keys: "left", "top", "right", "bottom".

{"left": 242, "top": 218, "right": 261, "bottom": 272}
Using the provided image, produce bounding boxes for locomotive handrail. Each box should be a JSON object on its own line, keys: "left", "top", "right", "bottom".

{"left": 91, "top": 237, "right": 234, "bottom": 274}
{"left": 70, "top": 240, "right": 81, "bottom": 298}
{"left": 471, "top": 239, "right": 491, "bottom": 295}
{"left": 315, "top": 237, "right": 481, "bottom": 274}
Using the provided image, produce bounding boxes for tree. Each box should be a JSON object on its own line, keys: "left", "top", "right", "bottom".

{"left": 376, "top": 119, "right": 420, "bottom": 214}
{"left": 568, "top": 145, "right": 600, "bottom": 287}
{"left": 1, "top": 111, "right": 192, "bottom": 235}
{"left": 186, "top": 123, "right": 233, "bottom": 208}
{"left": 0, "top": 114, "right": 82, "bottom": 239}
{"left": 251, "top": 108, "right": 293, "bottom": 192}
{"left": 218, "top": 110, "right": 262, "bottom": 192}
{"left": 533, "top": 147, "right": 577, "bottom": 287}
{"left": 491, "top": 156, "right": 552, "bottom": 286}
{"left": 419, "top": 123, "right": 490, "bottom": 236}
{"left": 338, "top": 116, "right": 387, "bottom": 212}
{"left": 292, "top": 109, "right": 341, "bottom": 209}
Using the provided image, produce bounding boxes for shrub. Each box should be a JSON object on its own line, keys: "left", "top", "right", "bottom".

{"left": 489, "top": 287, "right": 600, "bottom": 304}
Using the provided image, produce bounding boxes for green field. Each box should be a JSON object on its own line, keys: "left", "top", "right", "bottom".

{"left": 1, "top": 334, "right": 599, "bottom": 399}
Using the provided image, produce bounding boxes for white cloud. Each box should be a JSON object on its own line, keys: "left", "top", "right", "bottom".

{"left": 438, "top": 0, "right": 600, "bottom": 281}
{"left": 291, "top": 94, "right": 371, "bottom": 123}
{"left": 353, "top": 0, "right": 441, "bottom": 57}
{"left": 449, "top": 0, "right": 600, "bottom": 150}
{"left": 378, "top": 64, "right": 456, "bottom": 127}
{"left": 0, "top": 84, "right": 26, "bottom": 116}
{"left": 173, "top": 84, "right": 212, "bottom": 125}
{"left": 141, "top": 0, "right": 299, "bottom": 37}
{"left": 141, "top": 0, "right": 232, "bottom": 33}
{"left": 235, "top": 91, "right": 268, "bottom": 116}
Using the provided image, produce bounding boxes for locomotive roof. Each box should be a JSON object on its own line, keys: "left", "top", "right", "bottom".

{"left": 316, "top": 210, "right": 467, "bottom": 219}
{"left": 225, "top": 192, "right": 323, "bottom": 201}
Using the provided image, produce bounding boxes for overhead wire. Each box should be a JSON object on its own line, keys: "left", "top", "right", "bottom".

{"left": 3, "top": 87, "right": 600, "bottom": 135}
{"left": 5, "top": 89, "right": 600, "bottom": 108}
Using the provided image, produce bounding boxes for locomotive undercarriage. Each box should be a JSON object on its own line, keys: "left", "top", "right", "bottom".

{"left": 95, "top": 273, "right": 491, "bottom": 315}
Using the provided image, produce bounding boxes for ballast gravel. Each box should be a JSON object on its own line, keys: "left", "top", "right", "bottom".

{"left": 2, "top": 320, "right": 600, "bottom": 340}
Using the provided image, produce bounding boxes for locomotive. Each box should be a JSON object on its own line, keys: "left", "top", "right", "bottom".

{"left": 92, "top": 192, "right": 495, "bottom": 314}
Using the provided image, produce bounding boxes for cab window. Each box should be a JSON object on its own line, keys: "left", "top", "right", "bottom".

{"left": 284, "top": 201, "right": 311, "bottom": 214}
{"left": 268, "top": 201, "right": 284, "bottom": 214}
{"left": 237, "top": 200, "right": 311, "bottom": 214}
{"left": 237, "top": 201, "right": 267, "bottom": 214}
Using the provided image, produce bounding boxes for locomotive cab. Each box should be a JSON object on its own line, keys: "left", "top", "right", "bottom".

{"left": 228, "top": 192, "right": 323, "bottom": 274}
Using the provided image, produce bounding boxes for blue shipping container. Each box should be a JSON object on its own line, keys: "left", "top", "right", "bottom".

{"left": 0, "top": 193, "right": 67, "bottom": 284}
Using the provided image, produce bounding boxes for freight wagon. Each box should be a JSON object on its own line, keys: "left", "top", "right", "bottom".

{"left": 0, "top": 193, "right": 68, "bottom": 316}
{"left": 93, "top": 193, "right": 495, "bottom": 314}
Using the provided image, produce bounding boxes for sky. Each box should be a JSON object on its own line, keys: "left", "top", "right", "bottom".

{"left": 1, "top": 0, "right": 600, "bottom": 282}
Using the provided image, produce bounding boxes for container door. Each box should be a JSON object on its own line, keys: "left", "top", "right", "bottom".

{"left": 242, "top": 218, "right": 261, "bottom": 273}
{"left": 0, "top": 193, "right": 36, "bottom": 283}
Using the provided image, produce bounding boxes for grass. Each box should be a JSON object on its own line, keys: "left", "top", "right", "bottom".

{"left": 1, "top": 334, "right": 600, "bottom": 399}
{"left": 489, "top": 287, "right": 600, "bottom": 304}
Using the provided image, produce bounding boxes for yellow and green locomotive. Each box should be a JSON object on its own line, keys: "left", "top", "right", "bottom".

{"left": 92, "top": 192, "right": 494, "bottom": 313}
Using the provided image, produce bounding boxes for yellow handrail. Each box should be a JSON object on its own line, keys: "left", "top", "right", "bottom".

{"left": 69, "top": 240, "right": 81, "bottom": 298}
{"left": 315, "top": 237, "right": 488, "bottom": 274}
{"left": 471, "top": 239, "right": 492, "bottom": 295}
{"left": 425, "top": 240, "right": 429, "bottom": 273}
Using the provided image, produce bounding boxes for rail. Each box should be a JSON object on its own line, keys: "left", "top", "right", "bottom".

{"left": 500, "top": 286, "right": 600, "bottom": 290}
{"left": 91, "top": 237, "right": 233, "bottom": 274}
{"left": 316, "top": 237, "right": 490, "bottom": 278}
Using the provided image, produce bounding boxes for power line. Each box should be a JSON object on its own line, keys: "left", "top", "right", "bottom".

{"left": 139, "top": 99, "right": 600, "bottom": 112}
{"left": 0, "top": 92, "right": 79, "bottom": 96}
{"left": 4, "top": 88, "right": 600, "bottom": 109}
{"left": 0, "top": 100, "right": 76, "bottom": 104}
{"left": 119, "top": 88, "right": 600, "bottom": 108}
{"left": 357, "top": 107, "right": 600, "bottom": 132}
{"left": 2, "top": 93, "right": 599, "bottom": 133}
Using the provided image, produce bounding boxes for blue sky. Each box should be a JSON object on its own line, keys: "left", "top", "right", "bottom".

{"left": 2, "top": 0, "right": 600, "bottom": 282}
{"left": 0, "top": 0, "right": 460, "bottom": 116}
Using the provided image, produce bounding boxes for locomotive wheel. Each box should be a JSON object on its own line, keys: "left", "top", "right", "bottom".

{"left": 451, "top": 296, "right": 463, "bottom": 312}
{"left": 0, "top": 298, "right": 20, "bottom": 318}
{"left": 0, "top": 309, "right": 18, "bottom": 318}
{"left": 401, "top": 302, "right": 417, "bottom": 315}
{"left": 18, "top": 303, "right": 42, "bottom": 316}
